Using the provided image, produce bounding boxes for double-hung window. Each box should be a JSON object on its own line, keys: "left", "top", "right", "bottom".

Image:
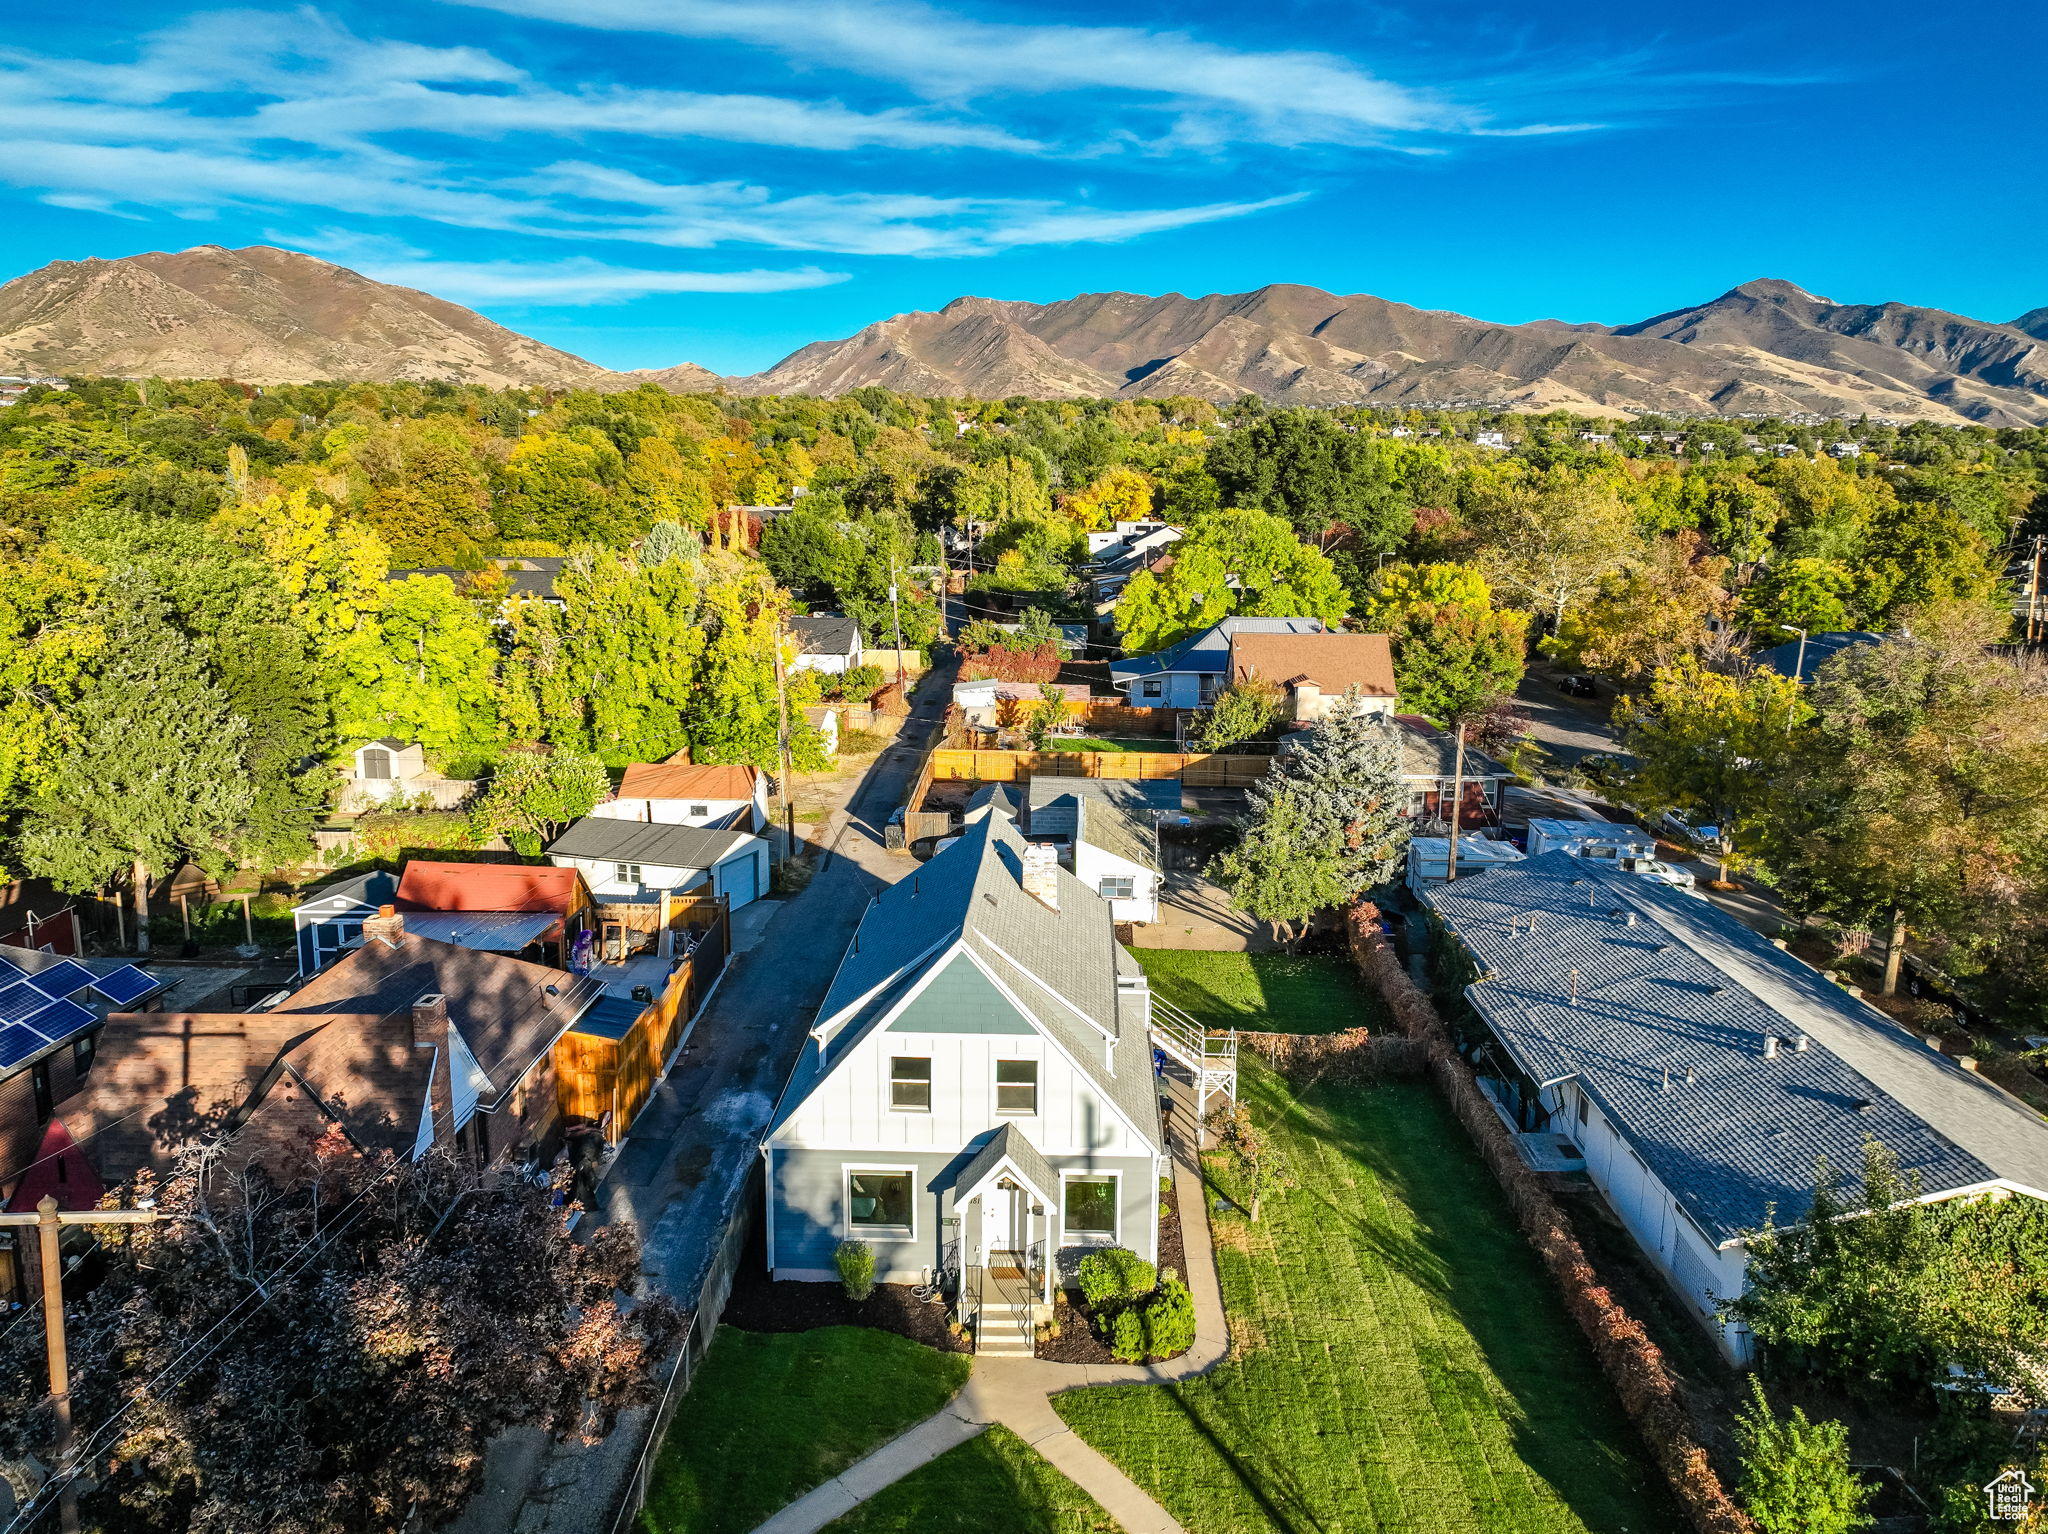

{"left": 996, "top": 1059, "right": 1038, "bottom": 1115}
{"left": 889, "top": 1056, "right": 931, "bottom": 1111}
{"left": 614, "top": 862, "right": 643, "bottom": 886}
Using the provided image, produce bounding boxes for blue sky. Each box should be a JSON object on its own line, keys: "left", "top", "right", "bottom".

{"left": 3, "top": 0, "right": 2043, "bottom": 374}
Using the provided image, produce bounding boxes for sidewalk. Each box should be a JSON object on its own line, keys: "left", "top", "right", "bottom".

{"left": 747, "top": 1152, "right": 1230, "bottom": 1534}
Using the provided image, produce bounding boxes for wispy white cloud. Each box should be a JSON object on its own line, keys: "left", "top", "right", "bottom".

{"left": 360, "top": 257, "right": 849, "bottom": 303}
{"left": 447, "top": 0, "right": 1549, "bottom": 147}
{"left": 534, "top": 161, "right": 1305, "bottom": 257}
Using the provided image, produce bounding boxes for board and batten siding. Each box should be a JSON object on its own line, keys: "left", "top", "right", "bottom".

{"left": 1548, "top": 1082, "right": 1754, "bottom": 1363}
{"left": 767, "top": 1145, "right": 1159, "bottom": 1281}
{"left": 774, "top": 955, "right": 1148, "bottom": 1160}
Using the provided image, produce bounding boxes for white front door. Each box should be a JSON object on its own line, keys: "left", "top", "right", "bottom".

{"left": 983, "top": 1183, "right": 1033, "bottom": 1262}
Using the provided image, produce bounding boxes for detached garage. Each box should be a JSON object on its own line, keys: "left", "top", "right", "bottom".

{"left": 545, "top": 817, "right": 771, "bottom": 911}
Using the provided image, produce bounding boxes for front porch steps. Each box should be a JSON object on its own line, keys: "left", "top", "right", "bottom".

{"left": 975, "top": 1253, "right": 1038, "bottom": 1357}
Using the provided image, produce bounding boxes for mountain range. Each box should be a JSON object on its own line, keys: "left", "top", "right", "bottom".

{"left": 1, "top": 245, "right": 2044, "bottom": 425}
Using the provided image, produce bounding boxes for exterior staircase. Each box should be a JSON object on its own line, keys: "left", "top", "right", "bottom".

{"left": 1148, "top": 995, "right": 1238, "bottom": 1144}
{"left": 974, "top": 1253, "right": 1036, "bottom": 1357}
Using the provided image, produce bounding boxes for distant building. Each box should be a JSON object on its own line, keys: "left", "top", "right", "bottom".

{"left": 1228, "top": 632, "right": 1398, "bottom": 723}
{"left": 1475, "top": 431, "right": 1509, "bottom": 449}
{"left": 788, "top": 614, "right": 862, "bottom": 675}
{"left": 1109, "top": 616, "right": 1325, "bottom": 708}
{"left": 1828, "top": 441, "right": 1862, "bottom": 458}
{"left": 340, "top": 739, "right": 476, "bottom": 812}
{"left": 1754, "top": 630, "right": 1886, "bottom": 684}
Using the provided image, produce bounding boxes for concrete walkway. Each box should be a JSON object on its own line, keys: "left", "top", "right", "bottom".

{"left": 749, "top": 1154, "right": 1231, "bottom": 1534}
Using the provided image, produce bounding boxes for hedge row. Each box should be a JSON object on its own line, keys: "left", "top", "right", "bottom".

{"left": 1347, "top": 903, "right": 1754, "bottom": 1534}
{"left": 1236, "top": 1027, "right": 1425, "bottom": 1084}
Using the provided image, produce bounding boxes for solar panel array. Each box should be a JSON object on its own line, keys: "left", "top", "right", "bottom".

{"left": 91, "top": 964, "right": 163, "bottom": 1007}
{"left": 0, "top": 951, "right": 155, "bottom": 1073}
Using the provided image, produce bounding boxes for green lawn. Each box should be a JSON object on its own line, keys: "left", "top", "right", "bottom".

{"left": 824, "top": 1426, "right": 1121, "bottom": 1534}
{"left": 1130, "top": 949, "right": 1386, "bottom": 1035}
{"left": 1055, "top": 1061, "right": 1674, "bottom": 1533}
{"left": 1048, "top": 737, "right": 1163, "bottom": 753}
{"left": 639, "top": 1327, "right": 971, "bottom": 1534}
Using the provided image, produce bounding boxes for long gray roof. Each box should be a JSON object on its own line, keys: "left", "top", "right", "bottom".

{"left": 1424, "top": 853, "right": 2048, "bottom": 1244}
{"left": 772, "top": 803, "right": 1162, "bottom": 1152}
{"left": 547, "top": 817, "right": 756, "bottom": 869}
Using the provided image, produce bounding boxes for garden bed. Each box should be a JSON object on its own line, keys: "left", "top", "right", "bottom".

{"left": 1037, "top": 1172, "right": 1187, "bottom": 1364}
{"left": 719, "top": 1277, "right": 971, "bottom": 1353}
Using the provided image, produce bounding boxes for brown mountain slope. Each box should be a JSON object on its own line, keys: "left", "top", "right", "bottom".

{"left": 724, "top": 280, "right": 2048, "bottom": 425}
{"left": 0, "top": 245, "right": 616, "bottom": 388}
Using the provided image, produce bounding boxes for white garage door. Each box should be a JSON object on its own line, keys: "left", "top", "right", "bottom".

{"left": 720, "top": 851, "right": 759, "bottom": 909}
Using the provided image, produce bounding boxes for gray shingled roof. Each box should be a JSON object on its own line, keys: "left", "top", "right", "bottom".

{"left": 951, "top": 1122, "right": 1060, "bottom": 1201}
{"left": 1424, "top": 853, "right": 2048, "bottom": 1244}
{"left": 1110, "top": 616, "right": 1324, "bottom": 681}
{"left": 774, "top": 802, "right": 1162, "bottom": 1152}
{"left": 791, "top": 614, "right": 861, "bottom": 657}
{"left": 1027, "top": 778, "right": 1177, "bottom": 871}
{"left": 546, "top": 817, "right": 756, "bottom": 869}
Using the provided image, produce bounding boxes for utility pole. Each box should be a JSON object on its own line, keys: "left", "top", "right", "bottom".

{"left": 1, "top": 1197, "right": 162, "bottom": 1533}
{"left": 1779, "top": 624, "right": 1808, "bottom": 735}
{"left": 2029, "top": 534, "right": 2044, "bottom": 646}
{"left": 1444, "top": 719, "right": 1467, "bottom": 883}
{"left": 887, "top": 555, "right": 907, "bottom": 692}
{"left": 770, "top": 611, "right": 797, "bottom": 857}
{"left": 130, "top": 859, "right": 150, "bottom": 957}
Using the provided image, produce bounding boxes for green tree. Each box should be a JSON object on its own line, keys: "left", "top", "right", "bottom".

{"left": 469, "top": 746, "right": 612, "bottom": 857}
{"left": 1195, "top": 678, "right": 1286, "bottom": 750}
{"left": 1761, "top": 602, "right": 2048, "bottom": 993}
{"left": 1115, "top": 511, "right": 1349, "bottom": 654}
{"left": 1732, "top": 1379, "right": 1874, "bottom": 1534}
{"left": 1204, "top": 409, "right": 1414, "bottom": 551}
{"left": 0, "top": 542, "right": 102, "bottom": 879}
{"left": 341, "top": 574, "right": 503, "bottom": 766}
{"left": 1739, "top": 557, "right": 1856, "bottom": 636}
{"left": 13, "top": 574, "right": 255, "bottom": 949}
{"left": 687, "top": 577, "right": 784, "bottom": 770}
{"left": 1615, "top": 658, "right": 1808, "bottom": 878}
{"left": 1361, "top": 562, "right": 1528, "bottom": 721}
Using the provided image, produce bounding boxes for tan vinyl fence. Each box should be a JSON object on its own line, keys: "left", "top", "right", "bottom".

{"left": 926, "top": 748, "right": 1273, "bottom": 787}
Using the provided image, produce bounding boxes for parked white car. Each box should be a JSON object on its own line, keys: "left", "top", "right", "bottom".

{"left": 1625, "top": 857, "right": 1698, "bottom": 891}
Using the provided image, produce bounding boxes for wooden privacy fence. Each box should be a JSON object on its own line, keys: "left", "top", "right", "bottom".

{"left": 552, "top": 900, "right": 731, "bottom": 1140}
{"left": 927, "top": 748, "right": 1274, "bottom": 787}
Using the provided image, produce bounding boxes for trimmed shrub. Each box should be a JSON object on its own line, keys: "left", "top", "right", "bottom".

{"left": 1109, "top": 1308, "right": 1146, "bottom": 1364}
{"left": 834, "top": 1239, "right": 875, "bottom": 1302}
{"left": 1076, "top": 1246, "right": 1155, "bottom": 1309}
{"left": 1141, "top": 1276, "right": 1197, "bottom": 1359}
{"left": 1732, "top": 1379, "right": 1873, "bottom": 1534}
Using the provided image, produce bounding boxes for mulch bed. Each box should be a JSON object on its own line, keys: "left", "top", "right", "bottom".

{"left": 1036, "top": 1170, "right": 1188, "bottom": 1364}
{"left": 720, "top": 1273, "right": 971, "bottom": 1353}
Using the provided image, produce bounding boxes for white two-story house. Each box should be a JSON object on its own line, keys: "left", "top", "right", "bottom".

{"left": 761, "top": 793, "right": 1168, "bottom": 1353}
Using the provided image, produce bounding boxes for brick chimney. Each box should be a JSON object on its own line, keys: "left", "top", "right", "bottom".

{"left": 410, "top": 992, "right": 448, "bottom": 1046}
{"left": 362, "top": 904, "right": 406, "bottom": 946}
{"left": 1019, "top": 843, "right": 1060, "bottom": 911}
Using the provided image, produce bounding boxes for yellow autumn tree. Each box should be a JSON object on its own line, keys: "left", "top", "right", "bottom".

{"left": 1059, "top": 466, "right": 1154, "bottom": 531}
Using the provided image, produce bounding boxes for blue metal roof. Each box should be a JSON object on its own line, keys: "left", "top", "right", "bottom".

{"left": 1755, "top": 630, "right": 1885, "bottom": 683}
{"left": 1425, "top": 852, "right": 2048, "bottom": 1244}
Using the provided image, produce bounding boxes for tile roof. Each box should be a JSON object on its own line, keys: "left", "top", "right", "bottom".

{"left": 1109, "top": 616, "right": 1324, "bottom": 681}
{"left": 614, "top": 762, "right": 760, "bottom": 803}
{"left": 1230, "top": 632, "right": 1397, "bottom": 698}
{"left": 1424, "top": 853, "right": 2048, "bottom": 1243}
{"left": 395, "top": 861, "right": 585, "bottom": 914}
{"left": 776, "top": 802, "right": 1162, "bottom": 1153}
{"left": 547, "top": 817, "right": 757, "bottom": 869}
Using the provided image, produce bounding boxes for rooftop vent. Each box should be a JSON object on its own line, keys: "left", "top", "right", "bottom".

{"left": 1684, "top": 1064, "right": 1697, "bottom": 1085}
{"left": 1763, "top": 1035, "right": 1780, "bottom": 1060}
{"left": 1793, "top": 1034, "right": 1810, "bottom": 1052}
{"left": 1854, "top": 1097, "right": 1875, "bottom": 1113}
{"left": 1625, "top": 912, "right": 1638, "bottom": 928}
